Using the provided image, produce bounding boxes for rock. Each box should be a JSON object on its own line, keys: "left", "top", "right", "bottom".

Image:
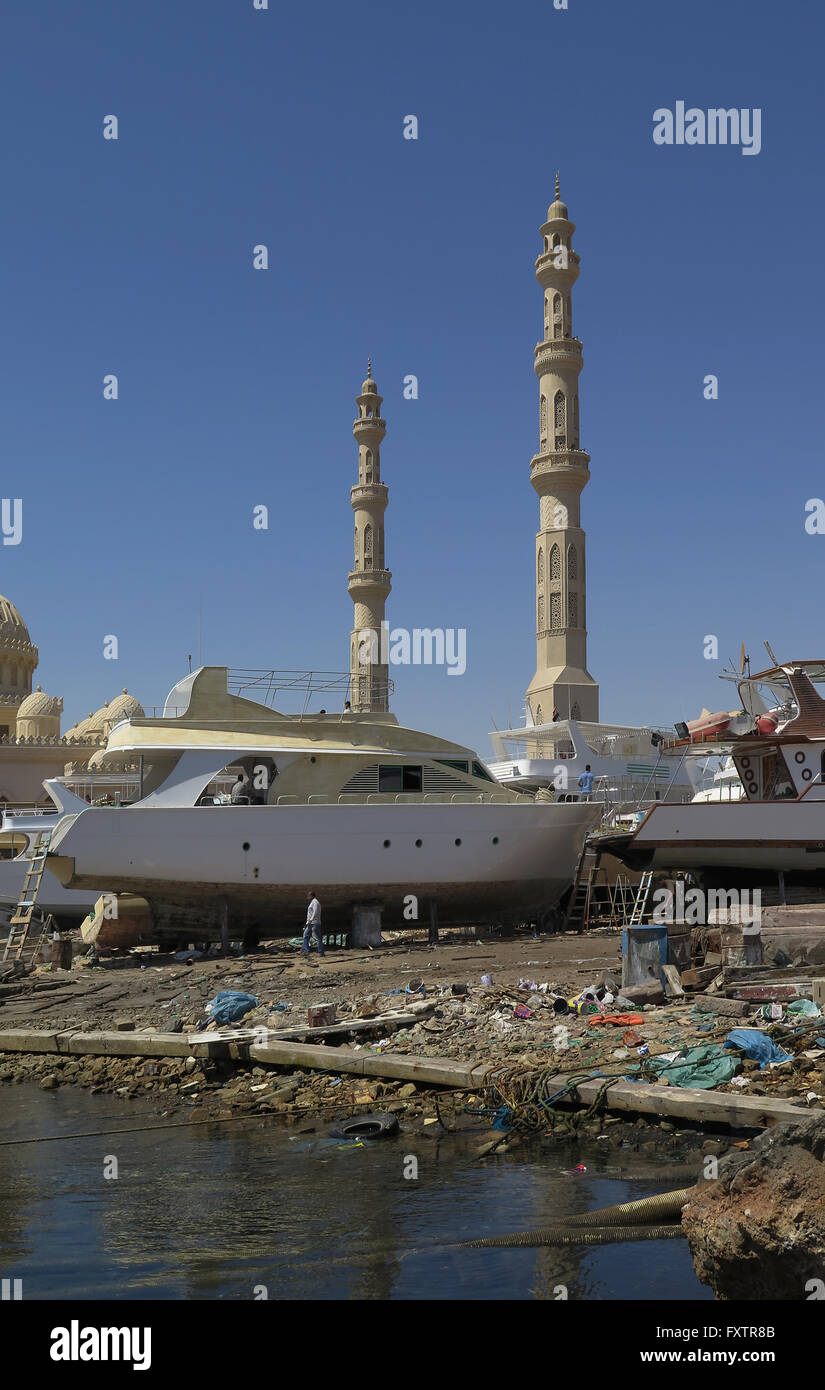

{"left": 113, "top": 1019, "right": 136, "bottom": 1031}
{"left": 398, "top": 1083, "right": 417, "bottom": 1099}
{"left": 683, "top": 1114, "right": 825, "bottom": 1299}
{"left": 40, "top": 1074, "right": 58, "bottom": 1089}
{"left": 184, "top": 1057, "right": 198, "bottom": 1073}
{"left": 701, "top": 1139, "right": 725, "bottom": 1156}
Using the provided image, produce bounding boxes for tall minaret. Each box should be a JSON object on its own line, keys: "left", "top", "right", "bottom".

{"left": 348, "top": 360, "right": 391, "bottom": 712}
{"left": 526, "top": 176, "right": 599, "bottom": 727}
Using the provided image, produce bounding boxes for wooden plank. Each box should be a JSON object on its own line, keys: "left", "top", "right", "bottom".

{"left": 693, "top": 995, "right": 751, "bottom": 1018}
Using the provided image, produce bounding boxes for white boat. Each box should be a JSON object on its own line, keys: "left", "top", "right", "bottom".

{"left": 487, "top": 713, "right": 696, "bottom": 807}
{"left": 601, "top": 660, "right": 825, "bottom": 886}
{"left": 43, "top": 666, "right": 600, "bottom": 942}
{"left": 0, "top": 808, "right": 98, "bottom": 922}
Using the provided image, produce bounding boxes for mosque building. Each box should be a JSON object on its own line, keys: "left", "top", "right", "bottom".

{"left": 0, "top": 594, "right": 143, "bottom": 806}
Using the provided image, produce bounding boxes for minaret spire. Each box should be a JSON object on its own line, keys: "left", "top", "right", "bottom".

{"left": 526, "top": 184, "right": 599, "bottom": 728}
{"left": 348, "top": 362, "right": 391, "bottom": 712}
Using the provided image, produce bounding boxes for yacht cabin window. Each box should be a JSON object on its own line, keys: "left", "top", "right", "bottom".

{"left": 378, "top": 765, "right": 423, "bottom": 793}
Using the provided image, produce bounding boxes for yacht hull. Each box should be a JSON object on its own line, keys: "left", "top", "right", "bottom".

{"left": 47, "top": 799, "right": 599, "bottom": 935}
{"left": 603, "top": 801, "right": 825, "bottom": 884}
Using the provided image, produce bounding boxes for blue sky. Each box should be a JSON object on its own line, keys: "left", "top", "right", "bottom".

{"left": 2, "top": 0, "right": 823, "bottom": 754}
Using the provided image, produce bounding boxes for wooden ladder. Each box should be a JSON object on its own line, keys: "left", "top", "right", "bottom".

{"left": 563, "top": 840, "right": 599, "bottom": 933}
{"left": 627, "top": 869, "right": 654, "bottom": 928}
{"left": 1, "top": 830, "right": 52, "bottom": 965}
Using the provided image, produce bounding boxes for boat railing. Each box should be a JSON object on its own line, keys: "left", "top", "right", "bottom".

{"left": 269, "top": 791, "right": 515, "bottom": 807}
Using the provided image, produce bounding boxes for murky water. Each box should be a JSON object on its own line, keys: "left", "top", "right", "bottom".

{"left": 0, "top": 1087, "right": 712, "bottom": 1300}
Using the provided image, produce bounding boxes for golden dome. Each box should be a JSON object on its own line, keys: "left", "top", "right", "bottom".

{"left": 17, "top": 685, "right": 61, "bottom": 719}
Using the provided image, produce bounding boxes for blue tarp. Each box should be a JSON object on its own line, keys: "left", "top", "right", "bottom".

{"left": 723, "top": 1028, "right": 793, "bottom": 1069}
{"left": 206, "top": 990, "right": 259, "bottom": 1024}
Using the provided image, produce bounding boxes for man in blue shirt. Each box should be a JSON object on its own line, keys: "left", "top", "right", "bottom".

{"left": 577, "top": 765, "right": 594, "bottom": 800}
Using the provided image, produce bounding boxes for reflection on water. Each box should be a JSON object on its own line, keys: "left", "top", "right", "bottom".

{"left": 0, "top": 1087, "right": 711, "bottom": 1300}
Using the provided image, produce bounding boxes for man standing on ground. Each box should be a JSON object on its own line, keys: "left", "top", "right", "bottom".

{"left": 302, "top": 890, "right": 324, "bottom": 957}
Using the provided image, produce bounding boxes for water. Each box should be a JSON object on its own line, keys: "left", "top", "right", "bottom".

{"left": 0, "top": 1087, "right": 712, "bottom": 1300}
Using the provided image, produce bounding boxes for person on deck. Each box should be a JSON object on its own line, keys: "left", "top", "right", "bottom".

{"left": 302, "top": 890, "right": 324, "bottom": 957}
{"left": 577, "top": 765, "right": 594, "bottom": 800}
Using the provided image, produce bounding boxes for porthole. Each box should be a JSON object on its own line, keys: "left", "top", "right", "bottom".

{"left": 415, "top": 839, "right": 423, "bottom": 848}
{"left": 747, "top": 783, "right": 759, "bottom": 795}
{"left": 242, "top": 842, "right": 250, "bottom": 851}
{"left": 802, "top": 768, "right": 812, "bottom": 781}
{"left": 740, "top": 756, "right": 751, "bottom": 769}
{"left": 310, "top": 756, "right": 317, "bottom": 764}
{"left": 795, "top": 751, "right": 806, "bottom": 764}
{"left": 454, "top": 838, "right": 462, "bottom": 846}
{"left": 492, "top": 836, "right": 499, "bottom": 845}
{"left": 383, "top": 839, "right": 391, "bottom": 848}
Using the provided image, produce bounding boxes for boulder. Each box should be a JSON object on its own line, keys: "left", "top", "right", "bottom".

{"left": 683, "top": 1114, "right": 825, "bottom": 1299}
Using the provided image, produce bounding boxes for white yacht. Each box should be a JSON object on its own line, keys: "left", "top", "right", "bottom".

{"left": 487, "top": 713, "right": 696, "bottom": 807}
{"left": 601, "top": 660, "right": 825, "bottom": 886}
{"left": 42, "top": 666, "right": 600, "bottom": 942}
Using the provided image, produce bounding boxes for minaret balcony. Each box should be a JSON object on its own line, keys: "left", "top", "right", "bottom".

{"left": 530, "top": 449, "right": 590, "bottom": 486}
{"left": 350, "top": 483, "right": 389, "bottom": 507}
{"left": 535, "top": 250, "right": 580, "bottom": 283}
{"left": 534, "top": 339, "right": 583, "bottom": 375}
{"left": 347, "top": 568, "right": 392, "bottom": 592}
{"left": 352, "top": 417, "right": 386, "bottom": 440}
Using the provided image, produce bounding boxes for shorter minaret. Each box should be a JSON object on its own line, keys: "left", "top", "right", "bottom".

{"left": 348, "top": 361, "right": 391, "bottom": 712}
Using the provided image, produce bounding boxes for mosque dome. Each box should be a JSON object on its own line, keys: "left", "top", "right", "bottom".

{"left": 0, "top": 597, "right": 31, "bottom": 645}
{"left": 361, "top": 357, "right": 378, "bottom": 394}
{"left": 87, "top": 701, "right": 111, "bottom": 734}
{"left": 17, "top": 685, "right": 61, "bottom": 719}
{"left": 68, "top": 713, "right": 97, "bottom": 741}
{"left": 103, "top": 689, "right": 145, "bottom": 727}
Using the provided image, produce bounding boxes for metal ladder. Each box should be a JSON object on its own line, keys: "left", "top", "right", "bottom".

{"left": 1, "top": 830, "right": 53, "bottom": 965}
{"left": 627, "top": 870, "right": 654, "bottom": 927}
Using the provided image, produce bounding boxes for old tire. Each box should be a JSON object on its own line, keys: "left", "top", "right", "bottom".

{"left": 329, "top": 1112, "right": 399, "bottom": 1140}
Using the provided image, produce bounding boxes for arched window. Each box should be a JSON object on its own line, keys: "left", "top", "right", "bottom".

{"left": 550, "top": 594, "right": 562, "bottom": 629}
{"left": 550, "top": 544, "right": 560, "bottom": 580}
{"left": 535, "top": 704, "right": 543, "bottom": 725}
{"left": 537, "top": 595, "right": 545, "bottom": 630}
{"left": 567, "top": 545, "right": 577, "bottom": 580}
{"left": 364, "top": 524, "right": 373, "bottom": 568}
{"left": 540, "top": 395, "right": 547, "bottom": 442}
{"left": 571, "top": 701, "right": 580, "bottom": 720}
{"left": 553, "top": 292, "right": 562, "bottom": 338}
{"left": 573, "top": 395, "right": 579, "bottom": 444}
{"left": 568, "top": 593, "right": 578, "bottom": 627}
{"left": 554, "top": 391, "right": 566, "bottom": 431}
{"left": 364, "top": 449, "right": 373, "bottom": 483}
{"left": 537, "top": 547, "right": 544, "bottom": 583}
{"left": 354, "top": 526, "right": 359, "bottom": 565}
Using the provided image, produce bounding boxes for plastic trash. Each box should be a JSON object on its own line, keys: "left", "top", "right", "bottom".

{"left": 405, "top": 979, "right": 426, "bottom": 996}
{"left": 787, "top": 998, "right": 822, "bottom": 1018}
{"left": 269, "top": 1001, "right": 290, "bottom": 1013}
{"left": 518, "top": 978, "right": 538, "bottom": 992}
{"left": 723, "top": 1028, "right": 793, "bottom": 1069}
{"left": 513, "top": 1004, "right": 533, "bottom": 1019}
{"left": 757, "top": 1003, "right": 785, "bottom": 1021}
{"left": 174, "top": 948, "right": 203, "bottom": 963}
{"left": 481, "top": 974, "right": 493, "bottom": 986}
{"left": 205, "top": 990, "right": 259, "bottom": 1024}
